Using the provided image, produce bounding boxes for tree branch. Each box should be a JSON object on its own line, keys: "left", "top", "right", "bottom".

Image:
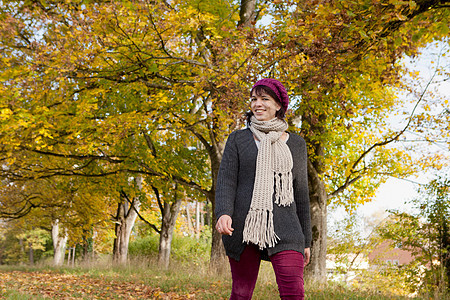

{"left": 329, "top": 60, "right": 438, "bottom": 199}
{"left": 151, "top": 185, "right": 164, "bottom": 213}
{"left": 121, "top": 184, "right": 161, "bottom": 234}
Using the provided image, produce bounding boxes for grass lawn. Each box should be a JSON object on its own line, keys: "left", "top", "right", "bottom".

{"left": 0, "top": 258, "right": 417, "bottom": 299}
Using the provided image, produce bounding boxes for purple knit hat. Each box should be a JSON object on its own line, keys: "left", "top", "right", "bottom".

{"left": 252, "top": 78, "right": 289, "bottom": 111}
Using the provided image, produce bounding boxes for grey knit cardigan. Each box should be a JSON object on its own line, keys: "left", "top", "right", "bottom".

{"left": 215, "top": 128, "right": 312, "bottom": 261}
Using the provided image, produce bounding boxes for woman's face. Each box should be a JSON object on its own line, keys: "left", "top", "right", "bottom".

{"left": 250, "top": 90, "right": 282, "bottom": 121}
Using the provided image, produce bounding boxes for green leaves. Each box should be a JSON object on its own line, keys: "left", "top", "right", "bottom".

{"left": 378, "top": 175, "right": 450, "bottom": 294}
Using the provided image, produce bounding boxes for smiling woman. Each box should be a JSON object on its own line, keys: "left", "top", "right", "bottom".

{"left": 215, "top": 78, "right": 312, "bottom": 300}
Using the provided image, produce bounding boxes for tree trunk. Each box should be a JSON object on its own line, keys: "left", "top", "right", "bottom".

{"left": 112, "top": 177, "right": 142, "bottom": 265}
{"left": 82, "top": 233, "right": 93, "bottom": 263}
{"left": 158, "top": 193, "right": 182, "bottom": 269}
{"left": 441, "top": 218, "right": 450, "bottom": 289}
{"left": 28, "top": 242, "right": 34, "bottom": 265}
{"left": 112, "top": 199, "right": 140, "bottom": 265}
{"left": 209, "top": 139, "right": 228, "bottom": 274}
{"left": 195, "top": 201, "right": 201, "bottom": 238}
{"left": 305, "top": 160, "right": 328, "bottom": 283}
{"left": 71, "top": 247, "right": 75, "bottom": 266}
{"left": 186, "top": 203, "right": 193, "bottom": 236}
{"left": 238, "top": 0, "right": 257, "bottom": 27}
{"left": 19, "top": 238, "right": 25, "bottom": 260}
{"left": 52, "top": 220, "right": 68, "bottom": 266}
{"left": 209, "top": 190, "right": 228, "bottom": 274}
{"left": 67, "top": 246, "right": 71, "bottom": 265}
{"left": 205, "top": 200, "right": 211, "bottom": 227}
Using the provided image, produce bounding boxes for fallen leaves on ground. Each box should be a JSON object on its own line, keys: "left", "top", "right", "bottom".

{"left": 0, "top": 270, "right": 199, "bottom": 299}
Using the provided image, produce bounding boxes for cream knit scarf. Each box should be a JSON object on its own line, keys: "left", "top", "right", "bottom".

{"left": 243, "top": 116, "right": 294, "bottom": 250}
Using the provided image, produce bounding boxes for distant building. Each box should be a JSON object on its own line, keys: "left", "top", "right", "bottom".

{"left": 368, "top": 240, "right": 416, "bottom": 266}
{"left": 326, "top": 253, "right": 369, "bottom": 283}
{"left": 326, "top": 240, "right": 421, "bottom": 284}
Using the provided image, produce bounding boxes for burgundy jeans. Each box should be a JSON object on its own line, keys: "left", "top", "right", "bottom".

{"left": 228, "top": 244, "right": 305, "bottom": 300}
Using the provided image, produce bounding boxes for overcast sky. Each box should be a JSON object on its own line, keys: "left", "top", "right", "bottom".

{"left": 330, "top": 39, "right": 450, "bottom": 228}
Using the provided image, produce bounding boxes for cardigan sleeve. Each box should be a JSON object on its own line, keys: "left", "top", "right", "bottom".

{"left": 293, "top": 136, "right": 312, "bottom": 248}
{"left": 215, "top": 131, "right": 239, "bottom": 220}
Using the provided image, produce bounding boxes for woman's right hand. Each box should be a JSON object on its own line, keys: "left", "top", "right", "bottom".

{"left": 216, "top": 215, "right": 234, "bottom": 236}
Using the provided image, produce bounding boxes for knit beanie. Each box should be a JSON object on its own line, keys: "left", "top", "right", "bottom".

{"left": 252, "top": 78, "right": 289, "bottom": 111}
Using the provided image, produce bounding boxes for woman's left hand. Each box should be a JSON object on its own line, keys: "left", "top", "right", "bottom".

{"left": 304, "top": 248, "right": 310, "bottom": 266}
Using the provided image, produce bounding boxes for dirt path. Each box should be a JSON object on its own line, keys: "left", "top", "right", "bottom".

{"left": 0, "top": 270, "right": 196, "bottom": 299}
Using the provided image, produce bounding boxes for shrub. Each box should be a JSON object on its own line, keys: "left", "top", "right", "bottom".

{"left": 128, "top": 231, "right": 211, "bottom": 265}
{"left": 128, "top": 234, "right": 159, "bottom": 257}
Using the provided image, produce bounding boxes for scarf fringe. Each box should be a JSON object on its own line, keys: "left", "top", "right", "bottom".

{"left": 274, "top": 171, "right": 294, "bottom": 206}
{"left": 243, "top": 209, "right": 279, "bottom": 250}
